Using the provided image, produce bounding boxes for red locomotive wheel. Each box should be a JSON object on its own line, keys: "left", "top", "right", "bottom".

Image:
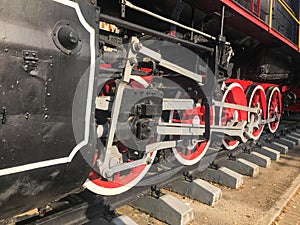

{"left": 84, "top": 75, "right": 157, "bottom": 195}
{"left": 220, "top": 83, "right": 248, "bottom": 150}
{"left": 266, "top": 87, "right": 282, "bottom": 133}
{"left": 171, "top": 105, "right": 213, "bottom": 165}
{"left": 84, "top": 144, "right": 156, "bottom": 195}
{"left": 246, "top": 85, "right": 267, "bottom": 140}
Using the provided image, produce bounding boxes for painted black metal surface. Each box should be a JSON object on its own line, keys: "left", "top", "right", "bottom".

{"left": 0, "top": 0, "right": 98, "bottom": 219}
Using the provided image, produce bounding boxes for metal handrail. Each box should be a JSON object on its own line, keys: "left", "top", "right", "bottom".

{"left": 276, "top": 0, "right": 299, "bottom": 25}
{"left": 273, "top": 0, "right": 300, "bottom": 48}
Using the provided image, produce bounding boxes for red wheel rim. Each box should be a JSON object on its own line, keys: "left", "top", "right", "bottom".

{"left": 88, "top": 145, "right": 153, "bottom": 189}
{"left": 247, "top": 85, "right": 267, "bottom": 140}
{"left": 220, "top": 83, "right": 247, "bottom": 149}
{"left": 84, "top": 77, "right": 157, "bottom": 195}
{"left": 172, "top": 105, "right": 213, "bottom": 165}
{"left": 267, "top": 87, "right": 282, "bottom": 133}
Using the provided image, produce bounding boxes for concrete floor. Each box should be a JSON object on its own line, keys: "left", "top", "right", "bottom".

{"left": 117, "top": 145, "right": 300, "bottom": 225}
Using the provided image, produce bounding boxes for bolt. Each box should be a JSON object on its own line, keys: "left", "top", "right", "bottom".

{"left": 25, "top": 112, "right": 30, "bottom": 120}
{"left": 146, "top": 158, "right": 153, "bottom": 165}
{"left": 129, "top": 57, "right": 137, "bottom": 65}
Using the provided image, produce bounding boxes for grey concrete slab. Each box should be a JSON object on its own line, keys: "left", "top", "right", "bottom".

{"left": 218, "top": 158, "right": 259, "bottom": 177}
{"left": 131, "top": 194, "right": 194, "bottom": 225}
{"left": 285, "top": 134, "right": 300, "bottom": 145}
{"left": 264, "top": 142, "right": 288, "bottom": 154}
{"left": 276, "top": 138, "right": 296, "bottom": 148}
{"left": 87, "top": 218, "right": 112, "bottom": 225}
{"left": 291, "top": 132, "right": 300, "bottom": 138}
{"left": 239, "top": 152, "right": 271, "bottom": 168}
{"left": 112, "top": 216, "right": 138, "bottom": 225}
{"left": 197, "top": 167, "right": 243, "bottom": 189}
{"left": 168, "top": 179, "right": 222, "bottom": 206}
{"left": 254, "top": 146, "right": 280, "bottom": 160}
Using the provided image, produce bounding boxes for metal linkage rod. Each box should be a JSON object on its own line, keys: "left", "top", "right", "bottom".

{"left": 100, "top": 14, "right": 214, "bottom": 53}
{"left": 122, "top": 0, "right": 217, "bottom": 41}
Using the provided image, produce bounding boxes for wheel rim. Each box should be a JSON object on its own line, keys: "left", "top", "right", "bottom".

{"left": 267, "top": 87, "right": 282, "bottom": 133}
{"left": 84, "top": 146, "right": 156, "bottom": 195}
{"left": 84, "top": 75, "right": 157, "bottom": 195}
{"left": 220, "top": 83, "right": 248, "bottom": 150}
{"left": 172, "top": 105, "right": 213, "bottom": 165}
{"left": 246, "top": 85, "right": 267, "bottom": 140}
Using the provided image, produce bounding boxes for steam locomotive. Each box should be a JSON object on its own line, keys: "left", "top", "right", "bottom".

{"left": 0, "top": 0, "right": 299, "bottom": 220}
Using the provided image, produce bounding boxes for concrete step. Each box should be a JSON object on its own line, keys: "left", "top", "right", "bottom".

{"left": 131, "top": 194, "right": 194, "bottom": 225}
{"left": 275, "top": 138, "right": 295, "bottom": 149}
{"left": 264, "top": 142, "right": 288, "bottom": 154}
{"left": 168, "top": 179, "right": 222, "bottom": 206}
{"left": 198, "top": 167, "right": 243, "bottom": 189}
{"left": 239, "top": 152, "right": 271, "bottom": 168}
{"left": 285, "top": 134, "right": 300, "bottom": 145}
{"left": 112, "top": 216, "right": 138, "bottom": 225}
{"left": 254, "top": 146, "right": 280, "bottom": 160}
{"left": 218, "top": 158, "right": 259, "bottom": 177}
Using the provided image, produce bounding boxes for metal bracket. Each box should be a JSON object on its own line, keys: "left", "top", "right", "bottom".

{"left": 150, "top": 185, "right": 162, "bottom": 199}
{"left": 243, "top": 146, "right": 252, "bottom": 154}
{"left": 183, "top": 171, "right": 193, "bottom": 182}
{"left": 227, "top": 153, "right": 237, "bottom": 161}
{"left": 23, "top": 50, "right": 38, "bottom": 72}
{"left": 1, "top": 107, "right": 6, "bottom": 124}
{"left": 209, "top": 162, "right": 220, "bottom": 170}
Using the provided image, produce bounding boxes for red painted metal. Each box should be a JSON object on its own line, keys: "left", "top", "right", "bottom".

{"left": 267, "top": 87, "right": 282, "bottom": 133}
{"left": 250, "top": 0, "right": 261, "bottom": 17}
{"left": 246, "top": 85, "right": 267, "bottom": 139}
{"left": 172, "top": 105, "right": 212, "bottom": 162}
{"left": 221, "top": 83, "right": 248, "bottom": 149}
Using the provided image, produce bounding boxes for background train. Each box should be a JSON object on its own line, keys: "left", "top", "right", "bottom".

{"left": 0, "top": 0, "right": 299, "bottom": 221}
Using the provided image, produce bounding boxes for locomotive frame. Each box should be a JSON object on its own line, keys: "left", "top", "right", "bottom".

{"left": 0, "top": 0, "right": 299, "bottom": 221}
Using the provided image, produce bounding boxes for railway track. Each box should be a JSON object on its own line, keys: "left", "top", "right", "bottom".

{"left": 5, "top": 116, "right": 300, "bottom": 225}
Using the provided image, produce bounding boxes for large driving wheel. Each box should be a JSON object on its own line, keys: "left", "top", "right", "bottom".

{"left": 266, "top": 86, "right": 282, "bottom": 133}
{"left": 246, "top": 84, "right": 267, "bottom": 140}
{"left": 219, "top": 83, "right": 248, "bottom": 150}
